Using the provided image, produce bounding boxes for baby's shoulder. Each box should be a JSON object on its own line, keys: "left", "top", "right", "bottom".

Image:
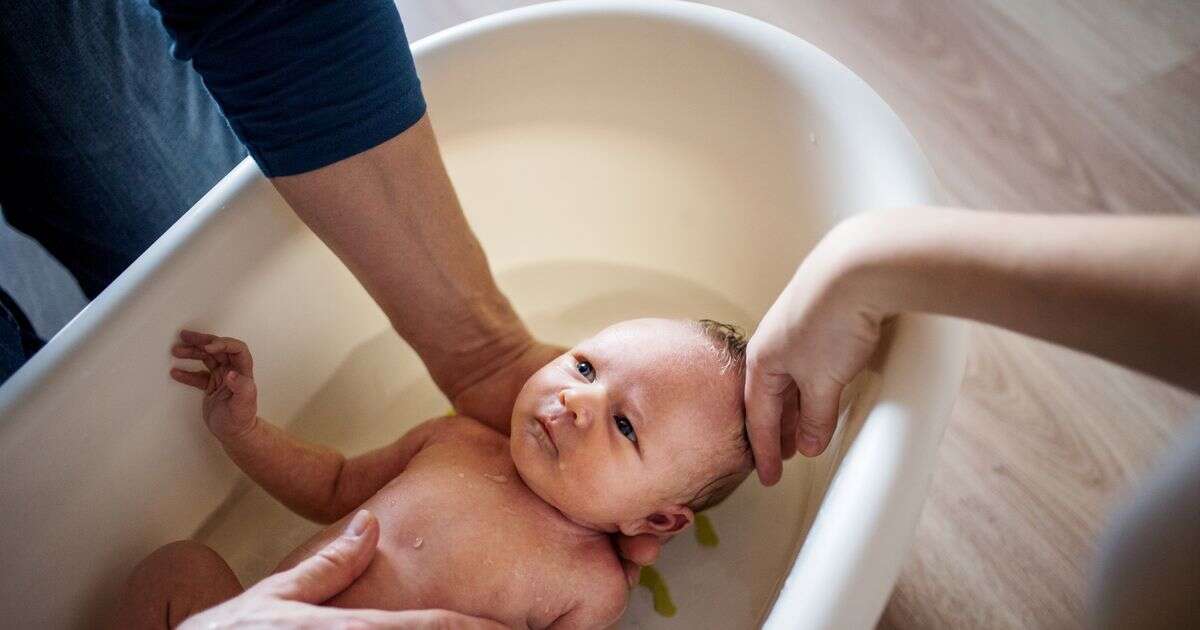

{"left": 415, "top": 414, "right": 509, "bottom": 457}
{"left": 419, "top": 413, "right": 505, "bottom": 441}
{"left": 555, "top": 543, "right": 629, "bottom": 628}
{"left": 558, "top": 563, "right": 629, "bottom": 628}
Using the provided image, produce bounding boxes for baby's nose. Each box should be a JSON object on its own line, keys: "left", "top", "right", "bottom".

{"left": 559, "top": 386, "right": 606, "bottom": 428}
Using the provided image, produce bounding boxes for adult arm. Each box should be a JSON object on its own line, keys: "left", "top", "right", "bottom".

{"left": 746, "top": 207, "right": 1200, "bottom": 484}
{"left": 150, "top": 0, "right": 556, "bottom": 430}
{"left": 270, "top": 118, "right": 562, "bottom": 430}
{"left": 152, "top": 0, "right": 653, "bottom": 566}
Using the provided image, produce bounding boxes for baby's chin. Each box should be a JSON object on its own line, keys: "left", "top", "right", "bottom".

{"left": 508, "top": 439, "right": 623, "bottom": 533}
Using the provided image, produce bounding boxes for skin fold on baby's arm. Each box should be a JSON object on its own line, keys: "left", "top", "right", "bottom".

{"left": 170, "top": 329, "right": 440, "bottom": 523}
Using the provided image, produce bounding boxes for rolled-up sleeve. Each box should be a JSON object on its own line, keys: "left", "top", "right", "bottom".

{"left": 151, "top": 0, "right": 427, "bottom": 177}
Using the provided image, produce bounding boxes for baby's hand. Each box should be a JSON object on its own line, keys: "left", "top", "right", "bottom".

{"left": 170, "top": 330, "right": 258, "bottom": 443}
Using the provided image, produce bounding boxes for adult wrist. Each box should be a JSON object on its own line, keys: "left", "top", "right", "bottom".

{"left": 818, "top": 208, "right": 929, "bottom": 319}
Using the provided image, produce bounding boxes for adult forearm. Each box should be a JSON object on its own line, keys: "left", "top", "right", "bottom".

{"left": 270, "top": 115, "right": 533, "bottom": 399}
{"left": 846, "top": 207, "right": 1200, "bottom": 393}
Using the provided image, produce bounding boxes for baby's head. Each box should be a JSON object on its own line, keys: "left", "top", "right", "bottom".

{"left": 510, "top": 318, "right": 753, "bottom": 537}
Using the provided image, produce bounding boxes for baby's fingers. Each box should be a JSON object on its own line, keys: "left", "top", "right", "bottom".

{"left": 172, "top": 343, "right": 218, "bottom": 370}
{"left": 203, "top": 338, "right": 253, "bottom": 376}
{"left": 170, "top": 368, "right": 210, "bottom": 390}
{"left": 179, "top": 329, "right": 217, "bottom": 346}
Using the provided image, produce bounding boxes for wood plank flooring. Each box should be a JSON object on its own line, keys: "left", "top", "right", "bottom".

{"left": 395, "top": 2, "right": 1200, "bottom": 628}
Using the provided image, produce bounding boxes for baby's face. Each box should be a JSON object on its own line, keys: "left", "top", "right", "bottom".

{"left": 510, "top": 318, "right": 744, "bottom": 530}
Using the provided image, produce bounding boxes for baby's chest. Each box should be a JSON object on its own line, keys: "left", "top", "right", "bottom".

{"left": 363, "top": 452, "right": 590, "bottom": 626}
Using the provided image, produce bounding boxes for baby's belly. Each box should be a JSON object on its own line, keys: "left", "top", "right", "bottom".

{"left": 273, "top": 464, "right": 570, "bottom": 628}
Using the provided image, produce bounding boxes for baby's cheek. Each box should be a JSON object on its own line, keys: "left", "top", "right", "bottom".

{"left": 590, "top": 462, "right": 647, "bottom": 511}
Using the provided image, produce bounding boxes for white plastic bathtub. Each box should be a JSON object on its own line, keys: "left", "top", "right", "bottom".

{"left": 0, "top": 1, "right": 966, "bottom": 628}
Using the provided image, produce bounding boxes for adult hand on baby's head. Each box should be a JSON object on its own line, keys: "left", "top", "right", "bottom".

{"left": 179, "top": 510, "right": 506, "bottom": 629}
{"left": 745, "top": 214, "right": 891, "bottom": 485}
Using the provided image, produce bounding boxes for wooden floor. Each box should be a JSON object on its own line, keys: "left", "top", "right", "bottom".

{"left": 394, "top": 1, "right": 1199, "bottom": 628}
{"left": 0, "top": 1, "right": 1195, "bottom": 628}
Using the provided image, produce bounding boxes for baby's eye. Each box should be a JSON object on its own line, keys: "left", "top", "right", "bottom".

{"left": 614, "top": 416, "right": 637, "bottom": 443}
{"left": 576, "top": 360, "right": 596, "bottom": 382}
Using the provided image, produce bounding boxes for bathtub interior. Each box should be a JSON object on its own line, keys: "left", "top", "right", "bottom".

{"left": 198, "top": 5, "right": 944, "bottom": 628}
{"left": 195, "top": 261, "right": 878, "bottom": 628}
{"left": 0, "top": 2, "right": 960, "bottom": 629}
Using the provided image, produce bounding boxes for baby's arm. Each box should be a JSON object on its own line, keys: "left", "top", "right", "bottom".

{"left": 171, "top": 330, "right": 438, "bottom": 523}
{"left": 547, "top": 575, "right": 627, "bottom": 630}
{"left": 219, "top": 412, "right": 441, "bottom": 524}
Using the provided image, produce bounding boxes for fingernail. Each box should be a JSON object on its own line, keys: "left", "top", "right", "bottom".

{"left": 345, "top": 510, "right": 371, "bottom": 537}
{"left": 799, "top": 432, "right": 820, "bottom": 454}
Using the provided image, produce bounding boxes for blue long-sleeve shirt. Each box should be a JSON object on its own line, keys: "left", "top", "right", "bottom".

{"left": 151, "top": 0, "right": 427, "bottom": 177}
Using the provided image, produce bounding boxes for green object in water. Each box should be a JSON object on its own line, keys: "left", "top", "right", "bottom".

{"left": 638, "top": 566, "right": 677, "bottom": 617}
{"left": 694, "top": 513, "right": 719, "bottom": 547}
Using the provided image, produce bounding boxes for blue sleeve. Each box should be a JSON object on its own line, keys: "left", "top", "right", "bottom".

{"left": 151, "top": 0, "right": 427, "bottom": 177}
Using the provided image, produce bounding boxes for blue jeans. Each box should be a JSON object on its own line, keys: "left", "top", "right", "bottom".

{"left": 0, "top": 0, "right": 246, "bottom": 384}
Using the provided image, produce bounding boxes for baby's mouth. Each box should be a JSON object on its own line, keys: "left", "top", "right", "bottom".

{"left": 532, "top": 415, "right": 559, "bottom": 456}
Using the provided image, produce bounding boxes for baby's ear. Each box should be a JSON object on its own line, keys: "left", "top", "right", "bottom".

{"left": 619, "top": 505, "right": 694, "bottom": 537}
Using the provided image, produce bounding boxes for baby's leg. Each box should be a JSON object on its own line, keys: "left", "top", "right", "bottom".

{"left": 111, "top": 540, "right": 244, "bottom": 629}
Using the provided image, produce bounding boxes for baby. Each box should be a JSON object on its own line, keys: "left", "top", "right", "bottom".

{"left": 114, "top": 318, "right": 753, "bottom": 629}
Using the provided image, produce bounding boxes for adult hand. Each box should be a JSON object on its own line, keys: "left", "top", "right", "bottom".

{"left": 450, "top": 341, "right": 566, "bottom": 431}
{"left": 179, "top": 510, "right": 504, "bottom": 629}
{"left": 744, "top": 215, "right": 890, "bottom": 485}
{"left": 615, "top": 534, "right": 665, "bottom": 585}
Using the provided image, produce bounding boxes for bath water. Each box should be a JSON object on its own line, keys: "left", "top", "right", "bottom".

{"left": 196, "top": 261, "right": 812, "bottom": 628}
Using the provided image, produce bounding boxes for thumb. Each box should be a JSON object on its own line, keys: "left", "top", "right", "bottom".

{"left": 225, "top": 370, "right": 256, "bottom": 399}
{"left": 616, "top": 532, "right": 662, "bottom": 568}
{"left": 261, "top": 510, "right": 380, "bottom": 604}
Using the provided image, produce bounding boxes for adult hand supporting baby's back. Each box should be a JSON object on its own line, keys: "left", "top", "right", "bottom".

{"left": 179, "top": 510, "right": 505, "bottom": 629}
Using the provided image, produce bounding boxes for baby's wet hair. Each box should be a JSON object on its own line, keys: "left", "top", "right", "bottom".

{"left": 685, "top": 319, "right": 755, "bottom": 512}
{"left": 694, "top": 318, "right": 749, "bottom": 375}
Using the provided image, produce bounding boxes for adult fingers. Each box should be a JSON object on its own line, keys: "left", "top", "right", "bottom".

{"left": 358, "top": 609, "right": 508, "bottom": 629}
{"left": 621, "top": 559, "right": 640, "bottom": 588}
{"left": 778, "top": 383, "right": 801, "bottom": 461}
{"left": 616, "top": 533, "right": 661, "bottom": 568}
{"left": 744, "top": 352, "right": 790, "bottom": 486}
{"left": 170, "top": 368, "right": 210, "bottom": 390}
{"left": 796, "top": 380, "right": 844, "bottom": 457}
{"left": 260, "top": 510, "right": 379, "bottom": 604}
